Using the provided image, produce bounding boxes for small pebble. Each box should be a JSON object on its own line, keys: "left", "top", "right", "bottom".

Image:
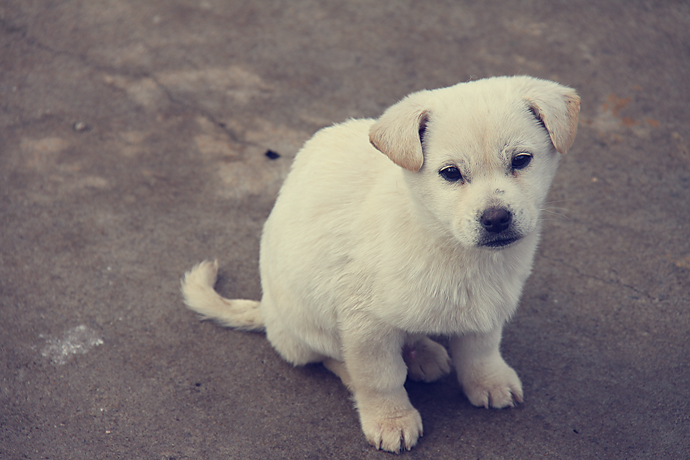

{"left": 265, "top": 150, "right": 280, "bottom": 160}
{"left": 73, "top": 121, "right": 89, "bottom": 132}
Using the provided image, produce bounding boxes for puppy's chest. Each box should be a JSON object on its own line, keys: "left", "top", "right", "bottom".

{"left": 371, "top": 253, "right": 528, "bottom": 335}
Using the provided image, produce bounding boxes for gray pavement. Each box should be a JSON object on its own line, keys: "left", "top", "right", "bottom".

{"left": 1, "top": 1, "right": 689, "bottom": 459}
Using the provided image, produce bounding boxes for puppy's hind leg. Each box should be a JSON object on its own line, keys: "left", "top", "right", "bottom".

{"left": 323, "top": 358, "right": 354, "bottom": 391}
{"left": 403, "top": 335, "right": 451, "bottom": 383}
{"left": 328, "top": 336, "right": 451, "bottom": 388}
{"left": 263, "top": 318, "right": 326, "bottom": 365}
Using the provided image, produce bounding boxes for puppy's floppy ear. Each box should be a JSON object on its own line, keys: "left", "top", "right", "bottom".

{"left": 369, "top": 92, "right": 430, "bottom": 172}
{"left": 523, "top": 79, "right": 581, "bottom": 154}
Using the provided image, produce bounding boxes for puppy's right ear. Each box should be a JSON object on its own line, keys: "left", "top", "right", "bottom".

{"left": 369, "top": 92, "right": 430, "bottom": 172}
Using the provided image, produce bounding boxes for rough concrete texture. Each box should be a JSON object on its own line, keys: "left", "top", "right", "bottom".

{"left": 1, "top": 1, "right": 688, "bottom": 459}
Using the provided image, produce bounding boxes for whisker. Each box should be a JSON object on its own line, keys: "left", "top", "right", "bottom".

{"left": 540, "top": 206, "right": 571, "bottom": 220}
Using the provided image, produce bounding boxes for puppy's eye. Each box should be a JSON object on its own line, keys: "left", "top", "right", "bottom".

{"left": 439, "top": 166, "right": 463, "bottom": 183}
{"left": 512, "top": 153, "right": 532, "bottom": 170}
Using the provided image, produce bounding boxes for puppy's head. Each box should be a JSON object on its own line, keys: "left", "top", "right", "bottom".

{"left": 370, "top": 76, "right": 580, "bottom": 249}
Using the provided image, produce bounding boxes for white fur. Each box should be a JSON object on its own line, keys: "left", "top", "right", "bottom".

{"left": 182, "top": 76, "right": 580, "bottom": 453}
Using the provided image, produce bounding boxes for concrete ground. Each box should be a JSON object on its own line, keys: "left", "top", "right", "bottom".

{"left": 1, "top": 1, "right": 688, "bottom": 458}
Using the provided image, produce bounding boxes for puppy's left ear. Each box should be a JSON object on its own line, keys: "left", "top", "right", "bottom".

{"left": 369, "top": 91, "right": 430, "bottom": 172}
{"left": 524, "top": 80, "right": 581, "bottom": 154}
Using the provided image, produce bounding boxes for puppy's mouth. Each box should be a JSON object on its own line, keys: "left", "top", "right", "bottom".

{"left": 479, "top": 235, "right": 521, "bottom": 249}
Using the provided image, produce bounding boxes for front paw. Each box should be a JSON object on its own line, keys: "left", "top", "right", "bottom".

{"left": 459, "top": 359, "right": 523, "bottom": 409}
{"left": 404, "top": 337, "right": 451, "bottom": 383}
{"left": 359, "top": 405, "right": 423, "bottom": 453}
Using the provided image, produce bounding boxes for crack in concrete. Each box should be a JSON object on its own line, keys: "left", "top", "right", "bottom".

{"left": 540, "top": 254, "right": 655, "bottom": 301}
{"left": 1, "top": 17, "right": 262, "bottom": 150}
{"left": 146, "top": 73, "right": 254, "bottom": 148}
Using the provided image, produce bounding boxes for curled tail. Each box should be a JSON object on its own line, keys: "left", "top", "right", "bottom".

{"left": 181, "top": 260, "right": 264, "bottom": 331}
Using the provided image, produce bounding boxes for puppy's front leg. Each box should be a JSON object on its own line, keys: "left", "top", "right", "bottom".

{"left": 450, "top": 324, "right": 524, "bottom": 409}
{"left": 341, "top": 321, "right": 422, "bottom": 453}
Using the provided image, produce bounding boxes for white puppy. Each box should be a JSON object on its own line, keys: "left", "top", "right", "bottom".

{"left": 182, "top": 76, "right": 580, "bottom": 453}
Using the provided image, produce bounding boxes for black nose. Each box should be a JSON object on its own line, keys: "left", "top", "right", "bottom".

{"left": 480, "top": 208, "right": 512, "bottom": 233}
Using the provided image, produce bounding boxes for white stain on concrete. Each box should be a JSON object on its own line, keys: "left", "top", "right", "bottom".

{"left": 40, "top": 325, "right": 104, "bottom": 365}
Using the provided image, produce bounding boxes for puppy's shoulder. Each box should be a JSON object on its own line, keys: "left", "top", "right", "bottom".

{"left": 291, "top": 118, "right": 392, "bottom": 174}
{"left": 301, "top": 119, "right": 374, "bottom": 154}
